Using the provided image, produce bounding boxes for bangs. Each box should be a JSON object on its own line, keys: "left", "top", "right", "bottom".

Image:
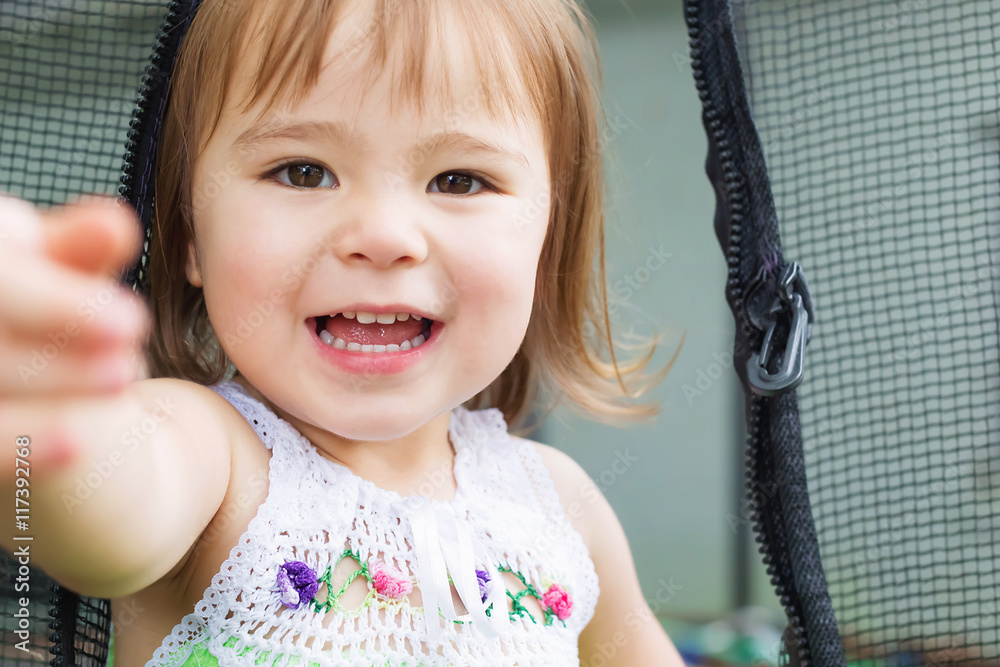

{"left": 188, "top": 0, "right": 592, "bottom": 146}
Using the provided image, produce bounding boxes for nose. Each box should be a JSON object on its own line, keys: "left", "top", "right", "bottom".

{"left": 330, "top": 197, "right": 429, "bottom": 270}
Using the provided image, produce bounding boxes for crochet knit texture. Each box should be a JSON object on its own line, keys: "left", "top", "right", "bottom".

{"left": 145, "top": 381, "right": 599, "bottom": 666}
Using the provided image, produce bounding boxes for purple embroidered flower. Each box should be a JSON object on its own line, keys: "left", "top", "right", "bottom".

{"left": 476, "top": 569, "right": 492, "bottom": 602}
{"left": 276, "top": 561, "right": 319, "bottom": 610}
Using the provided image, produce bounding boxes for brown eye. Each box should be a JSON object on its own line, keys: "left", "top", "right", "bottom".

{"left": 430, "top": 172, "right": 488, "bottom": 195}
{"left": 275, "top": 163, "right": 336, "bottom": 189}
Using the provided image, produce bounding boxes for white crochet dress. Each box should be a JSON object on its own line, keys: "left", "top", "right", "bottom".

{"left": 145, "top": 381, "right": 600, "bottom": 666}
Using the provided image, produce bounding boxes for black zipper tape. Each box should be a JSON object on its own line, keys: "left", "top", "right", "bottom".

{"left": 684, "top": 1, "right": 845, "bottom": 666}
{"left": 120, "top": 0, "right": 203, "bottom": 295}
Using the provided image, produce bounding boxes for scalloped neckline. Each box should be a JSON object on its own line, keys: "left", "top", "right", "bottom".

{"left": 223, "top": 381, "right": 470, "bottom": 511}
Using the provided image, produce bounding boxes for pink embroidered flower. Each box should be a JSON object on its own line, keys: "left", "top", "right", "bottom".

{"left": 541, "top": 583, "right": 573, "bottom": 620}
{"left": 369, "top": 559, "right": 413, "bottom": 599}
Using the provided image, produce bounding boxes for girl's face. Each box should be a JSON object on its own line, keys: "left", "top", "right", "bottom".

{"left": 186, "top": 18, "right": 551, "bottom": 441}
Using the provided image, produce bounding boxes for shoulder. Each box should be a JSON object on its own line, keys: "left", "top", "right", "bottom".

{"left": 513, "top": 436, "right": 685, "bottom": 665}
{"left": 510, "top": 437, "right": 601, "bottom": 552}
{"left": 516, "top": 438, "right": 634, "bottom": 571}
{"left": 128, "top": 378, "right": 271, "bottom": 578}
{"left": 129, "top": 378, "right": 268, "bottom": 460}
{"left": 127, "top": 377, "right": 269, "bottom": 468}
{"left": 127, "top": 377, "right": 245, "bottom": 436}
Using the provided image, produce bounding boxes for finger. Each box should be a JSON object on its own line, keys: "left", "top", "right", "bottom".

{"left": 0, "top": 251, "right": 148, "bottom": 340}
{"left": 41, "top": 197, "right": 142, "bottom": 279}
{"left": 0, "top": 193, "right": 45, "bottom": 251}
{"left": 0, "top": 401, "right": 80, "bottom": 484}
{"left": 0, "top": 342, "right": 144, "bottom": 397}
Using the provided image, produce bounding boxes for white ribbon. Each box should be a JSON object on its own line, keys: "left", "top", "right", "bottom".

{"left": 408, "top": 498, "right": 511, "bottom": 640}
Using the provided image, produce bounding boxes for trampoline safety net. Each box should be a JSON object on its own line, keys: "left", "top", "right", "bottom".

{"left": 731, "top": 1, "right": 1000, "bottom": 664}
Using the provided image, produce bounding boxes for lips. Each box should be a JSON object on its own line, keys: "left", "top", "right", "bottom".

{"left": 307, "top": 314, "right": 443, "bottom": 375}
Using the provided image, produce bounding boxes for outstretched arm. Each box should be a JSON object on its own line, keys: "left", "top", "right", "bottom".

{"left": 532, "top": 440, "right": 686, "bottom": 667}
{"left": 0, "top": 196, "right": 234, "bottom": 599}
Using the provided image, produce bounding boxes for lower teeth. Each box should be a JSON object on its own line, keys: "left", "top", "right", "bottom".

{"left": 318, "top": 328, "right": 428, "bottom": 352}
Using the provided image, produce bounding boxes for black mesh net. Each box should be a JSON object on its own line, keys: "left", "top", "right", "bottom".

{"left": 0, "top": 1, "right": 167, "bottom": 664}
{"left": 730, "top": 1, "right": 1000, "bottom": 664}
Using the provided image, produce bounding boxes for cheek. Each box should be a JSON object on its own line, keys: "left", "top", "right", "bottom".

{"left": 195, "top": 221, "right": 312, "bottom": 340}
{"left": 451, "top": 221, "right": 546, "bottom": 346}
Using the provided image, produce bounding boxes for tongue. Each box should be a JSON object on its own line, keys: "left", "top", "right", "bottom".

{"left": 323, "top": 315, "right": 425, "bottom": 346}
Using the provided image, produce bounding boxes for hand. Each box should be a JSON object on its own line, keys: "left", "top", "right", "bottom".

{"left": 0, "top": 194, "right": 149, "bottom": 477}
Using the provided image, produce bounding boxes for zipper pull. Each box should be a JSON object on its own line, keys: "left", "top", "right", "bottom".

{"left": 746, "top": 262, "right": 813, "bottom": 396}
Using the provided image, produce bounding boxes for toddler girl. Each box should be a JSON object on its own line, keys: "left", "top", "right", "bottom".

{"left": 0, "top": 0, "right": 684, "bottom": 665}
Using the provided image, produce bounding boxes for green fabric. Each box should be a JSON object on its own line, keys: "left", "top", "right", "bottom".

{"left": 108, "top": 630, "right": 444, "bottom": 666}
{"left": 182, "top": 636, "right": 291, "bottom": 666}
{"left": 178, "top": 636, "right": 439, "bottom": 667}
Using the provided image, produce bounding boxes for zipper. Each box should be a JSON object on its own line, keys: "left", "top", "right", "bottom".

{"left": 684, "top": 1, "right": 813, "bottom": 665}
{"left": 47, "top": 585, "right": 83, "bottom": 666}
{"left": 119, "top": 0, "right": 200, "bottom": 293}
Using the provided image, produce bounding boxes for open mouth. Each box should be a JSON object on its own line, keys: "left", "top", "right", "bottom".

{"left": 314, "top": 311, "right": 435, "bottom": 353}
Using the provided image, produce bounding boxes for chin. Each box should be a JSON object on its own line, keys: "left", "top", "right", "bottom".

{"left": 309, "top": 402, "right": 449, "bottom": 442}
{"left": 322, "top": 419, "right": 432, "bottom": 442}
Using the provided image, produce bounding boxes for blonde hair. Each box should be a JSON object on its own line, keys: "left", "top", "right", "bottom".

{"left": 146, "top": 0, "right": 683, "bottom": 432}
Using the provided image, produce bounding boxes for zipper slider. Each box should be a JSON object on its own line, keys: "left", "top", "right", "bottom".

{"left": 746, "top": 262, "right": 813, "bottom": 396}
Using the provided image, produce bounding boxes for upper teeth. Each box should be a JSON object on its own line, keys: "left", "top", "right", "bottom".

{"left": 339, "top": 311, "right": 416, "bottom": 324}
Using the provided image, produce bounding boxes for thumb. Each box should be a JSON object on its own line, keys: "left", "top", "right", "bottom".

{"left": 42, "top": 197, "right": 143, "bottom": 279}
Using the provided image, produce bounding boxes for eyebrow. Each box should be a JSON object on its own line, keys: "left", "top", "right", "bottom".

{"left": 232, "top": 120, "right": 531, "bottom": 171}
